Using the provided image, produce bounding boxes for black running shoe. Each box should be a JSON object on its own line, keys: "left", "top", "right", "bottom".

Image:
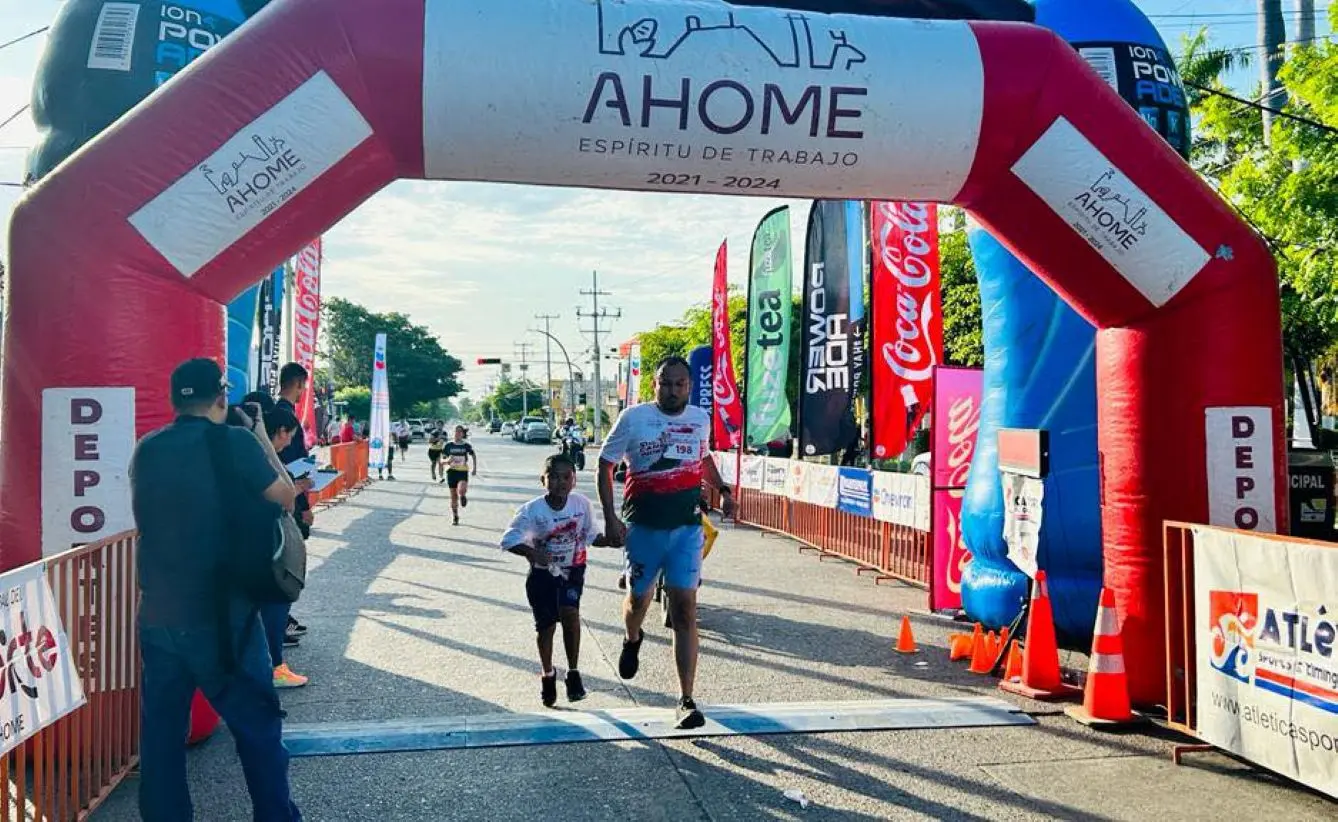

{"left": 453, "top": 515, "right": 460, "bottom": 526}
{"left": 618, "top": 631, "right": 644, "bottom": 680}
{"left": 287, "top": 617, "right": 307, "bottom": 637}
{"left": 283, "top": 634, "right": 300, "bottom": 648}
{"left": 460, "top": 493, "right": 468, "bottom": 508}
{"left": 675, "top": 697, "right": 705, "bottom": 730}
{"left": 565, "top": 670, "right": 587, "bottom": 702}
{"left": 541, "top": 673, "right": 558, "bottom": 708}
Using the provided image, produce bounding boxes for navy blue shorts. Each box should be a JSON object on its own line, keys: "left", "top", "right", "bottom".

{"left": 525, "top": 566, "right": 585, "bottom": 631}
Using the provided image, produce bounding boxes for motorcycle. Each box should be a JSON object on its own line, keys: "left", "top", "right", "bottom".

{"left": 559, "top": 432, "right": 586, "bottom": 470}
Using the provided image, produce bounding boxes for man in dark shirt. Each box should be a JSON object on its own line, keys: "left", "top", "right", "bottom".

{"left": 130, "top": 358, "right": 301, "bottom": 821}
{"left": 275, "top": 363, "right": 313, "bottom": 641}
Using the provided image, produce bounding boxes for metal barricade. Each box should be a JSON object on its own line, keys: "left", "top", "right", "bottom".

{"left": 1, "top": 531, "right": 140, "bottom": 822}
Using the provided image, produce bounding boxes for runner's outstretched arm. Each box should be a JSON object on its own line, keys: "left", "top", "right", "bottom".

{"left": 597, "top": 459, "right": 625, "bottom": 546}
{"left": 701, "top": 455, "right": 735, "bottom": 517}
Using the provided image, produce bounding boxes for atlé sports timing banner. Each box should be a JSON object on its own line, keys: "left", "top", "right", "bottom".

{"left": 292, "top": 238, "right": 322, "bottom": 448}
{"left": 871, "top": 202, "right": 943, "bottom": 459}
{"left": 711, "top": 241, "right": 744, "bottom": 449}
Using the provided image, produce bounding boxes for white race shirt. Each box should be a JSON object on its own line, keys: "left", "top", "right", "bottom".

{"left": 500, "top": 493, "right": 599, "bottom": 578}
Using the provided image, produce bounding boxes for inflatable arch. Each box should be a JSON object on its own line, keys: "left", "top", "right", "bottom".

{"left": 0, "top": 0, "right": 1285, "bottom": 706}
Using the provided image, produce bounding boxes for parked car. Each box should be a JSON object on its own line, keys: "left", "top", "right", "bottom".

{"left": 407, "top": 418, "right": 427, "bottom": 440}
{"left": 500, "top": 421, "right": 516, "bottom": 438}
{"left": 488, "top": 418, "right": 502, "bottom": 433}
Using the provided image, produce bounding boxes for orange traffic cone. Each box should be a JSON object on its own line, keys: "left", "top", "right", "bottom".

{"left": 1002, "top": 640, "right": 1024, "bottom": 683}
{"left": 1000, "top": 571, "right": 1080, "bottom": 700}
{"left": 895, "top": 616, "right": 918, "bottom": 654}
{"left": 1066, "top": 588, "right": 1140, "bottom": 727}
{"left": 948, "top": 633, "right": 973, "bottom": 661}
{"left": 968, "top": 628, "right": 995, "bottom": 674}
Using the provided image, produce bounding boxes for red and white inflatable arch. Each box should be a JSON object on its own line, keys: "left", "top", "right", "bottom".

{"left": 0, "top": 0, "right": 1283, "bottom": 704}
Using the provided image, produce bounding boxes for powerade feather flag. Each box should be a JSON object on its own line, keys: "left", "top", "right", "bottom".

{"left": 689, "top": 345, "right": 713, "bottom": 414}
{"left": 744, "top": 207, "right": 793, "bottom": 449}
{"left": 799, "top": 201, "right": 859, "bottom": 457}
{"left": 711, "top": 242, "right": 744, "bottom": 449}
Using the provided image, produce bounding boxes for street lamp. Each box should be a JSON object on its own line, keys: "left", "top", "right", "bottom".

{"left": 529, "top": 327, "right": 578, "bottom": 416}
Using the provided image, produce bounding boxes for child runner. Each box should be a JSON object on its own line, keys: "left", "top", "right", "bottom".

{"left": 427, "top": 427, "right": 445, "bottom": 482}
{"left": 442, "top": 425, "right": 478, "bottom": 525}
{"left": 500, "top": 454, "right": 604, "bottom": 707}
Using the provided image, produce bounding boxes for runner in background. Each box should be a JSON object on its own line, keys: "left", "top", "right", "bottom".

{"left": 427, "top": 426, "right": 445, "bottom": 482}
{"left": 597, "top": 356, "right": 734, "bottom": 730}
{"left": 443, "top": 425, "right": 478, "bottom": 526}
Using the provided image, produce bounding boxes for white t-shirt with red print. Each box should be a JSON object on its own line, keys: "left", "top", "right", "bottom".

{"left": 500, "top": 493, "right": 599, "bottom": 578}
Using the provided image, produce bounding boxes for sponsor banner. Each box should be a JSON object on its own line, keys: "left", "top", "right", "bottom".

{"left": 41, "top": 388, "right": 136, "bottom": 557}
{"left": 846, "top": 200, "right": 867, "bottom": 424}
{"left": 292, "top": 239, "right": 322, "bottom": 448}
{"left": 1074, "top": 41, "right": 1190, "bottom": 158}
{"left": 739, "top": 454, "right": 765, "bottom": 490}
{"left": 799, "top": 200, "right": 858, "bottom": 457}
{"left": 745, "top": 207, "right": 794, "bottom": 448}
{"left": 931, "top": 488, "right": 970, "bottom": 610}
{"left": 129, "top": 71, "right": 373, "bottom": 277}
{"left": 1192, "top": 527, "right": 1338, "bottom": 799}
{"left": 804, "top": 464, "right": 840, "bottom": 508}
{"left": 711, "top": 241, "right": 744, "bottom": 448}
{"left": 837, "top": 467, "right": 873, "bottom": 517}
{"left": 1002, "top": 472, "right": 1044, "bottom": 579}
{"left": 257, "top": 266, "right": 284, "bottom": 396}
{"left": 931, "top": 366, "right": 983, "bottom": 492}
{"left": 872, "top": 471, "right": 931, "bottom": 531}
{"left": 627, "top": 343, "right": 643, "bottom": 406}
{"left": 871, "top": 201, "right": 942, "bottom": 459}
{"left": 422, "top": 0, "right": 984, "bottom": 200}
{"left": 0, "top": 562, "right": 87, "bottom": 756}
{"left": 712, "top": 452, "right": 738, "bottom": 487}
{"left": 762, "top": 458, "right": 789, "bottom": 496}
{"left": 689, "top": 345, "right": 713, "bottom": 416}
{"left": 1011, "top": 117, "right": 1210, "bottom": 308}
{"left": 1205, "top": 407, "right": 1276, "bottom": 533}
{"left": 368, "top": 334, "right": 391, "bottom": 471}
{"left": 786, "top": 459, "right": 808, "bottom": 501}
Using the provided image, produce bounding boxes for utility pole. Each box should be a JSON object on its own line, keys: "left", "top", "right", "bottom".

{"left": 1258, "top": 0, "right": 1287, "bottom": 143}
{"left": 514, "top": 342, "right": 536, "bottom": 417}
{"left": 535, "top": 313, "right": 560, "bottom": 420}
{"left": 577, "top": 271, "right": 621, "bottom": 444}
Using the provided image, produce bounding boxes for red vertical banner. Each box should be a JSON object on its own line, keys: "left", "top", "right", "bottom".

{"left": 711, "top": 241, "right": 744, "bottom": 449}
{"left": 870, "top": 202, "right": 943, "bottom": 459}
{"left": 929, "top": 365, "right": 983, "bottom": 611}
{"left": 292, "top": 238, "right": 322, "bottom": 448}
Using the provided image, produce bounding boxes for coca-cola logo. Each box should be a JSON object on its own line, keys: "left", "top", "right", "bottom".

{"left": 940, "top": 497, "right": 973, "bottom": 595}
{"left": 713, "top": 350, "right": 736, "bottom": 406}
{"left": 874, "top": 202, "right": 939, "bottom": 384}
{"left": 943, "top": 394, "right": 980, "bottom": 489}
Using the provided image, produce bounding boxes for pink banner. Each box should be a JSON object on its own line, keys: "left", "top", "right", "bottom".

{"left": 711, "top": 241, "right": 744, "bottom": 449}
{"left": 292, "top": 238, "right": 322, "bottom": 448}
{"left": 929, "top": 365, "right": 983, "bottom": 610}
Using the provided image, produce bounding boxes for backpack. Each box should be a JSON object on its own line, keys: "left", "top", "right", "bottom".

{"left": 204, "top": 425, "right": 306, "bottom": 604}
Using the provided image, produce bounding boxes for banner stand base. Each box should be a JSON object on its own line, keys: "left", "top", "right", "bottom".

{"left": 1000, "top": 679, "right": 1082, "bottom": 702}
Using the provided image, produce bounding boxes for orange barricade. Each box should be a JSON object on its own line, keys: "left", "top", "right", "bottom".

{"left": 733, "top": 486, "right": 930, "bottom": 587}
{"left": 0, "top": 531, "right": 140, "bottom": 822}
{"left": 309, "top": 440, "right": 372, "bottom": 508}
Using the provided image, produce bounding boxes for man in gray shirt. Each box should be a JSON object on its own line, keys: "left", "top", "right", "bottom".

{"left": 130, "top": 358, "right": 301, "bottom": 821}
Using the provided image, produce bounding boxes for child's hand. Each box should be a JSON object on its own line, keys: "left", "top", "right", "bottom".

{"left": 592, "top": 534, "right": 610, "bottom": 548}
{"left": 529, "top": 546, "right": 552, "bottom": 566}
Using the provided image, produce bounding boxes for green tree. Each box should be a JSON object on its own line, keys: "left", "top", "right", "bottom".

{"left": 482, "top": 378, "right": 545, "bottom": 419}
{"left": 939, "top": 215, "right": 983, "bottom": 368}
{"left": 322, "top": 297, "right": 464, "bottom": 416}
{"left": 635, "top": 289, "right": 748, "bottom": 401}
{"left": 333, "top": 386, "right": 371, "bottom": 421}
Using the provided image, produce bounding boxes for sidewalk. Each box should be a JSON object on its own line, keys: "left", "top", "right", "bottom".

{"left": 92, "top": 447, "right": 1331, "bottom": 820}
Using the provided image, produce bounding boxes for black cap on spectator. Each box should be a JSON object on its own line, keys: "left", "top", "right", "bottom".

{"left": 170, "top": 358, "right": 227, "bottom": 408}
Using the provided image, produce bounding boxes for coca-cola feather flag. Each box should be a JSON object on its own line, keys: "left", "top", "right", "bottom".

{"left": 292, "top": 238, "right": 322, "bottom": 448}
{"left": 871, "top": 202, "right": 942, "bottom": 458}
{"left": 711, "top": 241, "right": 744, "bottom": 449}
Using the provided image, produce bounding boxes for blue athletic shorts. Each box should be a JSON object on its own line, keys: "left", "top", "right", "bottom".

{"left": 624, "top": 524, "right": 704, "bottom": 597}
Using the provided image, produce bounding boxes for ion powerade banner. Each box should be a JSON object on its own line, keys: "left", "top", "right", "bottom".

{"left": 368, "top": 334, "right": 390, "bottom": 472}
{"left": 799, "top": 200, "right": 857, "bottom": 457}
{"left": 870, "top": 201, "right": 942, "bottom": 459}
{"left": 256, "top": 266, "right": 284, "bottom": 396}
{"left": 711, "top": 241, "right": 745, "bottom": 450}
{"left": 957, "top": 0, "right": 1194, "bottom": 643}
{"left": 745, "top": 206, "right": 794, "bottom": 449}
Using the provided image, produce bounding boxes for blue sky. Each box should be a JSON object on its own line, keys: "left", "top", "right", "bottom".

{"left": 1, "top": 1, "right": 1330, "bottom": 396}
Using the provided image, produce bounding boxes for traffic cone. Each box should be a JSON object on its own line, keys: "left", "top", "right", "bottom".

{"left": 948, "top": 633, "right": 973, "bottom": 661}
{"left": 1000, "top": 571, "right": 1080, "bottom": 700}
{"left": 1002, "top": 640, "right": 1024, "bottom": 683}
{"left": 968, "top": 628, "right": 995, "bottom": 674}
{"left": 1066, "top": 588, "right": 1140, "bottom": 727}
{"left": 894, "top": 616, "right": 918, "bottom": 654}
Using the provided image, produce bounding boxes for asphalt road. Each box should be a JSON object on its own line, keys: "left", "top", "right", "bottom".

{"left": 91, "top": 434, "right": 1333, "bottom": 820}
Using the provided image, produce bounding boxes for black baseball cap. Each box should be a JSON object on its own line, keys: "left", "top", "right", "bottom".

{"left": 170, "top": 358, "right": 228, "bottom": 406}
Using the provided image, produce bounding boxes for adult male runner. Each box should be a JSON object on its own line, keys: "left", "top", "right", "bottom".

{"left": 443, "top": 425, "right": 478, "bottom": 526}
{"left": 598, "top": 356, "right": 734, "bottom": 729}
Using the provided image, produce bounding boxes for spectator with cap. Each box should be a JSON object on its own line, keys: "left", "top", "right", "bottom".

{"left": 130, "top": 358, "right": 302, "bottom": 821}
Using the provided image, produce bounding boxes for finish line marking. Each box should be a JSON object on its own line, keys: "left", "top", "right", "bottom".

{"left": 282, "top": 697, "right": 1034, "bottom": 757}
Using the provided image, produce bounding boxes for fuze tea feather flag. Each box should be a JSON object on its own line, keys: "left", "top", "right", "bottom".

{"left": 745, "top": 206, "right": 793, "bottom": 448}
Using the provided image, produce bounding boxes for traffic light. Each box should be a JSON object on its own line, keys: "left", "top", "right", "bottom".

{"left": 477, "top": 358, "right": 502, "bottom": 365}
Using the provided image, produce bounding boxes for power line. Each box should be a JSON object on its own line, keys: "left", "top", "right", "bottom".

{"left": 577, "top": 271, "right": 620, "bottom": 443}
{"left": 0, "top": 104, "right": 31, "bottom": 135}
{"left": 0, "top": 27, "right": 48, "bottom": 53}
{"left": 1183, "top": 80, "right": 1338, "bottom": 136}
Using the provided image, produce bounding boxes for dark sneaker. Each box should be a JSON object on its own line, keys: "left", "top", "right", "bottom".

{"left": 618, "top": 631, "right": 644, "bottom": 680}
{"left": 460, "top": 493, "right": 468, "bottom": 508}
{"left": 283, "top": 634, "right": 300, "bottom": 648}
{"left": 541, "top": 673, "right": 558, "bottom": 708}
{"left": 565, "top": 670, "right": 587, "bottom": 702}
{"left": 675, "top": 697, "right": 705, "bottom": 730}
{"left": 287, "top": 617, "right": 307, "bottom": 637}
{"left": 452, "top": 516, "right": 460, "bottom": 526}
{"left": 617, "top": 574, "right": 627, "bottom": 591}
